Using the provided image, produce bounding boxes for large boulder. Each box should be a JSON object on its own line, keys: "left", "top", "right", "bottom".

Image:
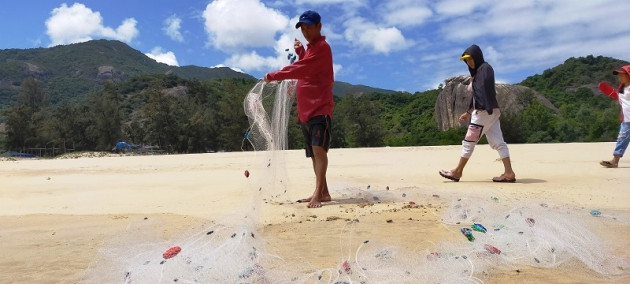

{"left": 434, "top": 75, "right": 556, "bottom": 130}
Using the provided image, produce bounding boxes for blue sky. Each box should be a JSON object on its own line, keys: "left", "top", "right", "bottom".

{"left": 1, "top": 0, "right": 629, "bottom": 93}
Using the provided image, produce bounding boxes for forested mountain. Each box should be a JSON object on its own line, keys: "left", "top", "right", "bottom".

{"left": 514, "top": 56, "right": 628, "bottom": 143}
{"left": 0, "top": 40, "right": 389, "bottom": 110}
{"left": 333, "top": 81, "right": 397, "bottom": 97}
{"left": 0, "top": 40, "right": 254, "bottom": 109}
{"left": 0, "top": 39, "right": 627, "bottom": 156}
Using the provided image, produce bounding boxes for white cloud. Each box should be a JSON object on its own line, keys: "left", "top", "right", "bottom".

{"left": 145, "top": 47, "right": 179, "bottom": 66}
{"left": 482, "top": 45, "right": 500, "bottom": 65}
{"left": 217, "top": 18, "right": 300, "bottom": 72}
{"left": 45, "top": 3, "right": 138, "bottom": 46}
{"left": 224, "top": 51, "right": 284, "bottom": 72}
{"left": 219, "top": 14, "right": 339, "bottom": 74}
{"left": 377, "top": 0, "right": 433, "bottom": 27}
{"left": 427, "top": 0, "right": 630, "bottom": 84}
{"left": 440, "top": 0, "right": 630, "bottom": 41}
{"left": 164, "top": 15, "right": 184, "bottom": 42}
{"left": 434, "top": 0, "right": 490, "bottom": 17}
{"left": 333, "top": 64, "right": 342, "bottom": 78}
{"left": 382, "top": 6, "right": 433, "bottom": 27}
{"left": 202, "top": 0, "right": 288, "bottom": 51}
{"left": 274, "top": 33, "right": 298, "bottom": 59}
{"left": 223, "top": 38, "right": 343, "bottom": 76}
{"left": 364, "top": 27, "right": 409, "bottom": 54}
{"left": 344, "top": 18, "right": 411, "bottom": 54}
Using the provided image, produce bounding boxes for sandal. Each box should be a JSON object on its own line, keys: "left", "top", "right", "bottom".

{"left": 439, "top": 170, "right": 460, "bottom": 182}
{"left": 600, "top": 161, "right": 618, "bottom": 168}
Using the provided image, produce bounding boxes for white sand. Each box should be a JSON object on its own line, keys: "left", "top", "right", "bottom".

{"left": 1, "top": 143, "right": 628, "bottom": 283}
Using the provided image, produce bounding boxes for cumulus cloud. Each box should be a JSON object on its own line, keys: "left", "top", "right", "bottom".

{"left": 145, "top": 47, "right": 179, "bottom": 66}
{"left": 333, "top": 64, "right": 343, "bottom": 78}
{"left": 217, "top": 19, "right": 299, "bottom": 72}
{"left": 439, "top": 0, "right": 630, "bottom": 41}
{"left": 164, "top": 15, "right": 184, "bottom": 42}
{"left": 197, "top": 0, "right": 345, "bottom": 75}
{"left": 344, "top": 18, "right": 411, "bottom": 54}
{"left": 378, "top": 0, "right": 433, "bottom": 27}
{"left": 224, "top": 51, "right": 284, "bottom": 72}
{"left": 202, "top": 0, "right": 288, "bottom": 51}
{"left": 382, "top": 6, "right": 432, "bottom": 27}
{"left": 434, "top": 0, "right": 489, "bottom": 17}
{"left": 45, "top": 3, "right": 138, "bottom": 46}
{"left": 435, "top": 0, "right": 630, "bottom": 74}
{"left": 224, "top": 37, "right": 343, "bottom": 76}
{"left": 193, "top": 0, "right": 630, "bottom": 91}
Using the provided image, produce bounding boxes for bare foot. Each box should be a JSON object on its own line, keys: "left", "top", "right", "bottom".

{"left": 492, "top": 173, "right": 516, "bottom": 183}
{"left": 297, "top": 195, "right": 331, "bottom": 203}
{"left": 296, "top": 196, "right": 313, "bottom": 203}
{"left": 307, "top": 197, "right": 322, "bottom": 208}
{"left": 320, "top": 194, "right": 331, "bottom": 202}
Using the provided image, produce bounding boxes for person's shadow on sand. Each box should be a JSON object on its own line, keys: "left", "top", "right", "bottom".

{"left": 301, "top": 179, "right": 549, "bottom": 207}
{"left": 322, "top": 197, "right": 373, "bottom": 205}
{"left": 514, "top": 178, "right": 546, "bottom": 184}
{"left": 440, "top": 178, "right": 547, "bottom": 184}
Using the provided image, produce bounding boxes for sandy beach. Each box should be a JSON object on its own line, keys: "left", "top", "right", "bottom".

{"left": 1, "top": 142, "right": 629, "bottom": 283}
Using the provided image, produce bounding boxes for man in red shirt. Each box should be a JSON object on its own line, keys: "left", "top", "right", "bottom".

{"left": 265, "top": 10, "right": 334, "bottom": 208}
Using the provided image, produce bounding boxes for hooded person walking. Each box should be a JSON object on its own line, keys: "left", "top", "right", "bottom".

{"left": 439, "top": 44, "right": 516, "bottom": 183}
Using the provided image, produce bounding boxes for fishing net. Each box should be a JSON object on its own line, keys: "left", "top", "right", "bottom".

{"left": 81, "top": 80, "right": 303, "bottom": 282}
{"left": 242, "top": 80, "right": 296, "bottom": 203}
{"left": 82, "top": 189, "right": 630, "bottom": 283}
{"left": 243, "top": 80, "right": 295, "bottom": 153}
{"left": 81, "top": 80, "right": 630, "bottom": 283}
{"left": 435, "top": 195, "right": 630, "bottom": 280}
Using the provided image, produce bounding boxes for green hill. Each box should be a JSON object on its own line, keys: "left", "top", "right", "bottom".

{"left": 0, "top": 40, "right": 255, "bottom": 108}
{"left": 333, "top": 81, "right": 398, "bottom": 97}
{"left": 171, "top": 65, "right": 253, "bottom": 80}
{"left": 510, "top": 55, "right": 630, "bottom": 143}
{"left": 520, "top": 55, "right": 627, "bottom": 104}
{"left": 0, "top": 39, "right": 396, "bottom": 109}
{"left": 1, "top": 40, "right": 628, "bottom": 154}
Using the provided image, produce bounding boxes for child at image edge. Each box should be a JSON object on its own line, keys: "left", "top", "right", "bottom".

{"left": 600, "top": 64, "right": 630, "bottom": 168}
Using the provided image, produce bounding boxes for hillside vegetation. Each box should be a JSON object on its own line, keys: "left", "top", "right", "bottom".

{"left": 0, "top": 40, "right": 628, "bottom": 155}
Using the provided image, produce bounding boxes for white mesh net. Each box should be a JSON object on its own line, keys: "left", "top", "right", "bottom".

{"left": 243, "top": 80, "right": 295, "bottom": 153}
{"left": 81, "top": 80, "right": 630, "bottom": 283}
{"left": 242, "top": 80, "right": 296, "bottom": 203}
{"left": 82, "top": 190, "right": 630, "bottom": 283}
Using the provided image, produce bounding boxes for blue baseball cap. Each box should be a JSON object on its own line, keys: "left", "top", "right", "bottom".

{"left": 295, "top": 10, "right": 321, "bottom": 29}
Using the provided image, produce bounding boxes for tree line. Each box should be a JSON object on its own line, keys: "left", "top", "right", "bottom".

{"left": 1, "top": 65, "right": 622, "bottom": 156}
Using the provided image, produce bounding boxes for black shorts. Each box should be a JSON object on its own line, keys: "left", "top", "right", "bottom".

{"left": 300, "top": 115, "right": 332, "bottom": 158}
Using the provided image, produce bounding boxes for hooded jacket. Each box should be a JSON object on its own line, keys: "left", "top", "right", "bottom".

{"left": 462, "top": 44, "right": 500, "bottom": 115}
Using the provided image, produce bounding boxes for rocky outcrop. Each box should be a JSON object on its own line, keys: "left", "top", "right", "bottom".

{"left": 162, "top": 86, "right": 188, "bottom": 97}
{"left": 435, "top": 75, "right": 557, "bottom": 131}
{"left": 96, "top": 65, "right": 124, "bottom": 82}
{"left": 25, "top": 63, "right": 46, "bottom": 80}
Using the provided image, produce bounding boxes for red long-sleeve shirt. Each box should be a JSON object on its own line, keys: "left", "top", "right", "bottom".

{"left": 267, "top": 36, "right": 334, "bottom": 122}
